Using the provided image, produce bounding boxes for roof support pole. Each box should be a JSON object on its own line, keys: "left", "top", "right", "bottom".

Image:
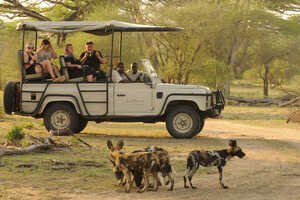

{"left": 109, "top": 30, "right": 114, "bottom": 81}
{"left": 119, "top": 32, "right": 123, "bottom": 62}
{"left": 21, "top": 28, "right": 25, "bottom": 81}
{"left": 35, "top": 31, "right": 38, "bottom": 51}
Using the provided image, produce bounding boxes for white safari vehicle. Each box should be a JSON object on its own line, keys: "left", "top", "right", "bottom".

{"left": 3, "top": 21, "right": 225, "bottom": 138}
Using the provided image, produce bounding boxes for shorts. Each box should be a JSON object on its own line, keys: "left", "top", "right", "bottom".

{"left": 68, "top": 68, "right": 84, "bottom": 79}
{"left": 25, "top": 65, "right": 36, "bottom": 74}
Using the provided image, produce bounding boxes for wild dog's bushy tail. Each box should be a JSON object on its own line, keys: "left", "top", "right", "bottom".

{"left": 186, "top": 154, "right": 194, "bottom": 170}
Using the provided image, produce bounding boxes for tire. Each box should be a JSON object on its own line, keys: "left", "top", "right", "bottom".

{"left": 166, "top": 105, "right": 202, "bottom": 138}
{"left": 43, "top": 103, "right": 80, "bottom": 133}
{"left": 3, "top": 81, "right": 17, "bottom": 114}
{"left": 73, "top": 117, "right": 88, "bottom": 133}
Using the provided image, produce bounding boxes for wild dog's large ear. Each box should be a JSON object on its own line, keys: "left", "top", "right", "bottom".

{"left": 116, "top": 140, "right": 124, "bottom": 150}
{"left": 107, "top": 140, "right": 113, "bottom": 150}
{"left": 229, "top": 140, "right": 237, "bottom": 147}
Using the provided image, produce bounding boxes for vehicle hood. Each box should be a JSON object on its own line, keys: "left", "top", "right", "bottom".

{"left": 156, "top": 83, "right": 211, "bottom": 94}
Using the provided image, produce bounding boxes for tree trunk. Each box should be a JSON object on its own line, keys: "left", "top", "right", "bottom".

{"left": 263, "top": 65, "right": 269, "bottom": 97}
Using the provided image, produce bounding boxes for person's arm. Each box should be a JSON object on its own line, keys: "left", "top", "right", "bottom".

{"left": 23, "top": 53, "right": 31, "bottom": 69}
{"left": 66, "top": 61, "right": 82, "bottom": 69}
{"left": 49, "top": 45, "right": 57, "bottom": 59}
{"left": 80, "top": 52, "right": 88, "bottom": 64}
{"left": 95, "top": 50, "right": 107, "bottom": 64}
{"left": 123, "top": 72, "right": 133, "bottom": 82}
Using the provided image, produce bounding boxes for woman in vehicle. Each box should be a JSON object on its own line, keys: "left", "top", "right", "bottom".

{"left": 64, "top": 44, "right": 85, "bottom": 79}
{"left": 23, "top": 43, "right": 42, "bottom": 74}
{"left": 36, "top": 39, "right": 64, "bottom": 81}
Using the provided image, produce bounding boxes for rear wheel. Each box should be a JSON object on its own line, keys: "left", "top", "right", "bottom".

{"left": 43, "top": 103, "right": 80, "bottom": 133}
{"left": 3, "top": 81, "right": 17, "bottom": 114}
{"left": 166, "top": 105, "right": 203, "bottom": 138}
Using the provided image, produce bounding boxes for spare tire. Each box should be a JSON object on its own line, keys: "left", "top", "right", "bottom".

{"left": 3, "top": 81, "right": 17, "bottom": 114}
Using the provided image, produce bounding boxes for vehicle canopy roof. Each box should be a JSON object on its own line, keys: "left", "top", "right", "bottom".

{"left": 17, "top": 20, "right": 183, "bottom": 35}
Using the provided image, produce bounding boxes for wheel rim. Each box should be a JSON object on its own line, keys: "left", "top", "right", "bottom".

{"left": 50, "top": 110, "right": 71, "bottom": 130}
{"left": 172, "top": 113, "right": 193, "bottom": 134}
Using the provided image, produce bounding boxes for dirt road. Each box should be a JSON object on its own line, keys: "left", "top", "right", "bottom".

{"left": 2, "top": 120, "right": 300, "bottom": 200}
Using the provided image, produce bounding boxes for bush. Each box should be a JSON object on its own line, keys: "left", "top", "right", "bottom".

{"left": 22, "top": 122, "right": 34, "bottom": 129}
{"left": 4, "top": 126, "right": 25, "bottom": 145}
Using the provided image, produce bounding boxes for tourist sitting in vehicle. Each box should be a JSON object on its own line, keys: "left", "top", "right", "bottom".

{"left": 36, "top": 39, "right": 65, "bottom": 82}
{"left": 64, "top": 44, "right": 86, "bottom": 79}
{"left": 111, "top": 62, "right": 133, "bottom": 83}
{"left": 79, "top": 41, "right": 107, "bottom": 82}
{"left": 127, "top": 62, "right": 144, "bottom": 82}
{"left": 23, "top": 43, "right": 42, "bottom": 74}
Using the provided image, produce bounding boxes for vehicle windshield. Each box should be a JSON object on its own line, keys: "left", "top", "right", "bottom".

{"left": 140, "top": 59, "right": 162, "bottom": 82}
{"left": 139, "top": 59, "right": 161, "bottom": 84}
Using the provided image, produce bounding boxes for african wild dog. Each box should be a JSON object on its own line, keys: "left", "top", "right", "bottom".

{"left": 183, "top": 140, "right": 245, "bottom": 189}
{"left": 132, "top": 146, "right": 175, "bottom": 191}
{"left": 107, "top": 140, "right": 161, "bottom": 193}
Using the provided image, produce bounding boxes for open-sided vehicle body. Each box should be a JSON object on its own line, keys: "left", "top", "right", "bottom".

{"left": 3, "top": 21, "right": 225, "bottom": 138}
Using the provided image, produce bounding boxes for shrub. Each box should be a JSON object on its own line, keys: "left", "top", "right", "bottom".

{"left": 4, "top": 126, "right": 25, "bottom": 145}
{"left": 22, "top": 122, "right": 34, "bottom": 129}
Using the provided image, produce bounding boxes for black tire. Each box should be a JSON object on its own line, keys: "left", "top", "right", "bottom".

{"left": 74, "top": 117, "right": 88, "bottom": 133}
{"left": 166, "top": 105, "right": 202, "bottom": 138}
{"left": 43, "top": 103, "right": 80, "bottom": 133}
{"left": 3, "top": 81, "right": 17, "bottom": 114}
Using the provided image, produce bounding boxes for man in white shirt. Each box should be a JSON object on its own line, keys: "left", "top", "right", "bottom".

{"left": 111, "top": 62, "right": 133, "bottom": 83}
{"left": 127, "top": 62, "right": 144, "bottom": 82}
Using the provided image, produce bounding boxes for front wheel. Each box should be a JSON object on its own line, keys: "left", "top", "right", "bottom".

{"left": 43, "top": 103, "right": 80, "bottom": 133}
{"left": 166, "top": 106, "right": 203, "bottom": 138}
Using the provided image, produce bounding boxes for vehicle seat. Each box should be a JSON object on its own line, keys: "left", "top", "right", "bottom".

{"left": 59, "top": 55, "right": 84, "bottom": 82}
{"left": 18, "top": 50, "right": 46, "bottom": 81}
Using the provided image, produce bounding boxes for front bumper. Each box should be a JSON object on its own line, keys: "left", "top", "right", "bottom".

{"left": 207, "top": 89, "right": 225, "bottom": 118}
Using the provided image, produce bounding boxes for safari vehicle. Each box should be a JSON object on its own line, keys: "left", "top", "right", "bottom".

{"left": 3, "top": 21, "right": 225, "bottom": 138}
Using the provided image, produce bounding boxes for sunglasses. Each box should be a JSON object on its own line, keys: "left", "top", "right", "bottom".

{"left": 27, "top": 46, "right": 33, "bottom": 49}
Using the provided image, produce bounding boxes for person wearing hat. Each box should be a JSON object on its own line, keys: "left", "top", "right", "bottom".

{"left": 23, "top": 43, "right": 42, "bottom": 75}
{"left": 79, "top": 41, "right": 107, "bottom": 82}
{"left": 127, "top": 62, "right": 144, "bottom": 82}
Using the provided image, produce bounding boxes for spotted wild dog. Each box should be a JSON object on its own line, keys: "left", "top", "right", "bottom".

{"left": 183, "top": 140, "right": 245, "bottom": 189}
{"left": 132, "top": 146, "right": 175, "bottom": 191}
{"left": 107, "top": 140, "right": 161, "bottom": 193}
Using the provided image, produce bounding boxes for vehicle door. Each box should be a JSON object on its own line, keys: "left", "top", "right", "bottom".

{"left": 113, "top": 83, "right": 154, "bottom": 115}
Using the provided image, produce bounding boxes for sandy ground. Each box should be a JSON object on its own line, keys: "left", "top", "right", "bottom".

{"left": 2, "top": 120, "right": 300, "bottom": 200}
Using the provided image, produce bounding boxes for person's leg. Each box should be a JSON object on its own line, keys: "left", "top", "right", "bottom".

{"left": 42, "top": 60, "right": 56, "bottom": 79}
{"left": 51, "top": 64, "right": 61, "bottom": 77}
{"left": 34, "top": 64, "right": 42, "bottom": 73}
{"left": 86, "top": 74, "right": 95, "bottom": 82}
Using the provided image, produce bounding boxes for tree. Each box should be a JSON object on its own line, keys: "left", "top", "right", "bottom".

{"left": 0, "top": 0, "right": 108, "bottom": 45}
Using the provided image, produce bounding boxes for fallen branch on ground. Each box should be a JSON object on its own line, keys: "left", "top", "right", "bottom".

{"left": 71, "top": 135, "right": 92, "bottom": 148}
{"left": 0, "top": 134, "right": 70, "bottom": 157}
{"left": 227, "top": 95, "right": 300, "bottom": 106}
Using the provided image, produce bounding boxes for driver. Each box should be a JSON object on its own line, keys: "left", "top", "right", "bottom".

{"left": 127, "top": 62, "right": 144, "bottom": 82}
{"left": 111, "top": 62, "right": 133, "bottom": 83}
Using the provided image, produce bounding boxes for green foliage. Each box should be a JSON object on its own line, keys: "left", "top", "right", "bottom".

{"left": 22, "top": 122, "right": 35, "bottom": 130}
{"left": 0, "top": 0, "right": 300, "bottom": 98}
{"left": 21, "top": 140, "right": 31, "bottom": 148}
{"left": 4, "top": 125, "right": 25, "bottom": 145}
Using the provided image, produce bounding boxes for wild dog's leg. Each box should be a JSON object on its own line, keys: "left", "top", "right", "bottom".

{"left": 184, "top": 154, "right": 198, "bottom": 189}
{"left": 186, "top": 166, "right": 198, "bottom": 189}
{"left": 167, "top": 172, "right": 174, "bottom": 191}
{"left": 151, "top": 171, "right": 159, "bottom": 191}
{"left": 217, "top": 166, "right": 228, "bottom": 189}
{"left": 123, "top": 169, "right": 132, "bottom": 193}
{"left": 138, "top": 170, "right": 150, "bottom": 193}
